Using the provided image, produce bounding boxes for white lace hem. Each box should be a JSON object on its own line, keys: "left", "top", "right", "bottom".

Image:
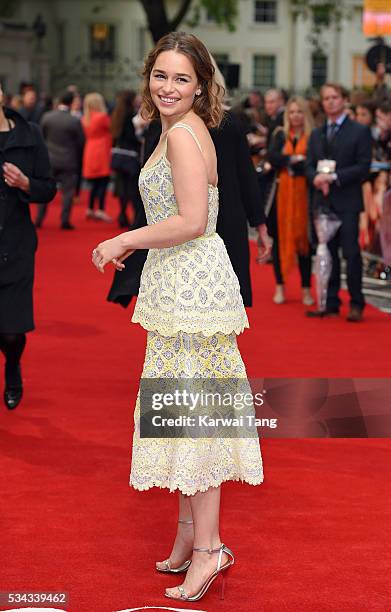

{"left": 129, "top": 472, "right": 264, "bottom": 496}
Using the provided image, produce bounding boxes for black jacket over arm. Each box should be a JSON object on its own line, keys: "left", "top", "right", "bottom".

{"left": 305, "top": 117, "right": 371, "bottom": 213}
{"left": 107, "top": 110, "right": 265, "bottom": 308}
{"left": 213, "top": 110, "right": 266, "bottom": 306}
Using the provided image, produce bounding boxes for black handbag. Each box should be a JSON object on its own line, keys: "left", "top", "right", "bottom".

{"left": 111, "top": 147, "right": 140, "bottom": 176}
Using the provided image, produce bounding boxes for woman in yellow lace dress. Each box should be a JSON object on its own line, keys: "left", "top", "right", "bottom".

{"left": 92, "top": 32, "right": 263, "bottom": 603}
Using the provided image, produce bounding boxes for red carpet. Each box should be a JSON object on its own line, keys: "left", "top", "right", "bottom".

{"left": 1, "top": 193, "right": 390, "bottom": 612}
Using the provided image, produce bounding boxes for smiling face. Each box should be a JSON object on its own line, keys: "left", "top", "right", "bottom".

{"left": 149, "top": 50, "right": 200, "bottom": 124}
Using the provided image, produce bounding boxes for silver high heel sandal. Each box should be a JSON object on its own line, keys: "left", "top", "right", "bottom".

{"left": 155, "top": 519, "right": 193, "bottom": 574}
{"left": 165, "top": 543, "right": 235, "bottom": 602}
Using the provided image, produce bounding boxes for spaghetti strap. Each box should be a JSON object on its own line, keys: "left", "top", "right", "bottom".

{"left": 167, "top": 122, "right": 203, "bottom": 152}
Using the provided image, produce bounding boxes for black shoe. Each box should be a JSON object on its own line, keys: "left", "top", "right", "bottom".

{"left": 4, "top": 364, "right": 23, "bottom": 410}
{"left": 4, "top": 387, "right": 23, "bottom": 410}
{"left": 306, "top": 309, "right": 339, "bottom": 318}
{"left": 60, "top": 222, "right": 75, "bottom": 230}
{"left": 346, "top": 307, "right": 363, "bottom": 322}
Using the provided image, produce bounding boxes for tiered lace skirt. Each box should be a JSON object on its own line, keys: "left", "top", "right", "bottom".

{"left": 129, "top": 330, "right": 264, "bottom": 496}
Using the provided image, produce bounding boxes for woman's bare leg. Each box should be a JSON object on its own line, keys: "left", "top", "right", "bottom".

{"left": 165, "top": 485, "right": 229, "bottom": 598}
{"left": 156, "top": 492, "right": 194, "bottom": 569}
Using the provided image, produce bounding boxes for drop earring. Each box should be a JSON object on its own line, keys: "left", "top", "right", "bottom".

{"left": 195, "top": 89, "right": 201, "bottom": 96}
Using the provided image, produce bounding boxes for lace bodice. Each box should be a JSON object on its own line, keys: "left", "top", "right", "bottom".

{"left": 138, "top": 152, "right": 219, "bottom": 237}
{"left": 131, "top": 122, "right": 249, "bottom": 337}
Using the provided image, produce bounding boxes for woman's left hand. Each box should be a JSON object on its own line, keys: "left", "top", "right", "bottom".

{"left": 2, "top": 162, "right": 30, "bottom": 192}
{"left": 92, "top": 236, "right": 135, "bottom": 273}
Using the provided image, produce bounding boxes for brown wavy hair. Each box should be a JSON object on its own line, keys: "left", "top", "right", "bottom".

{"left": 140, "top": 31, "right": 224, "bottom": 128}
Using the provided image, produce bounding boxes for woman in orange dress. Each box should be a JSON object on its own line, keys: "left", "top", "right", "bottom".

{"left": 267, "top": 96, "right": 314, "bottom": 305}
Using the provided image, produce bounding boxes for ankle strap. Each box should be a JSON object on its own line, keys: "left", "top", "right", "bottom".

{"left": 193, "top": 543, "right": 226, "bottom": 571}
{"left": 193, "top": 544, "right": 223, "bottom": 554}
{"left": 178, "top": 519, "right": 193, "bottom": 524}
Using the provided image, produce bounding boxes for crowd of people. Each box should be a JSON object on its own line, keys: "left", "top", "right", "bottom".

{"left": 3, "top": 77, "right": 391, "bottom": 284}
{"left": 234, "top": 81, "right": 391, "bottom": 309}
{"left": 3, "top": 82, "right": 143, "bottom": 230}
{"left": 1, "top": 67, "right": 391, "bottom": 410}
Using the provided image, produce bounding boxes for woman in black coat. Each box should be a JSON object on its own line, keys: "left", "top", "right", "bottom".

{"left": 107, "top": 111, "right": 271, "bottom": 308}
{"left": 0, "top": 89, "right": 56, "bottom": 409}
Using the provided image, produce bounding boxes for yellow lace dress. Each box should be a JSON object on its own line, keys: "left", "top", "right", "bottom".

{"left": 130, "top": 122, "right": 263, "bottom": 495}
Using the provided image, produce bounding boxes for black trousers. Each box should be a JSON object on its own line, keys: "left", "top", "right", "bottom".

{"left": 272, "top": 235, "right": 312, "bottom": 287}
{"left": 89, "top": 176, "right": 110, "bottom": 210}
{"left": 326, "top": 211, "right": 364, "bottom": 311}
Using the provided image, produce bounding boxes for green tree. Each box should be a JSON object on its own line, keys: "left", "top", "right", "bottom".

{"left": 139, "top": 0, "right": 238, "bottom": 43}
{"left": 291, "top": 0, "right": 352, "bottom": 52}
{"left": 139, "top": 1, "right": 351, "bottom": 44}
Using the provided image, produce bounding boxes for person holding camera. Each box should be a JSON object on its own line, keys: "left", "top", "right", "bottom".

{"left": 306, "top": 83, "right": 372, "bottom": 322}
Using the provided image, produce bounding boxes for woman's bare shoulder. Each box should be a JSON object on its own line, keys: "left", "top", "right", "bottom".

{"left": 184, "top": 115, "right": 213, "bottom": 148}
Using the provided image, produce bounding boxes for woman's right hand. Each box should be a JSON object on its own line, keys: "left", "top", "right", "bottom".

{"left": 3, "top": 162, "right": 30, "bottom": 192}
{"left": 92, "top": 235, "right": 135, "bottom": 273}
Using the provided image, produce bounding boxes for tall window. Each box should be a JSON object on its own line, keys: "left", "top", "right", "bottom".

{"left": 254, "top": 1, "right": 277, "bottom": 23}
{"left": 311, "top": 52, "right": 328, "bottom": 88}
{"left": 89, "top": 23, "right": 116, "bottom": 61}
{"left": 253, "top": 54, "right": 276, "bottom": 88}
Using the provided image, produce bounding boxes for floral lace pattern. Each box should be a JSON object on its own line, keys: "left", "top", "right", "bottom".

{"left": 132, "top": 144, "right": 248, "bottom": 337}
{"left": 129, "top": 331, "right": 264, "bottom": 495}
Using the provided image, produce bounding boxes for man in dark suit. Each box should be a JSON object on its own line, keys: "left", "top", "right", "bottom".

{"left": 306, "top": 83, "right": 372, "bottom": 322}
{"left": 39, "top": 91, "right": 85, "bottom": 229}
